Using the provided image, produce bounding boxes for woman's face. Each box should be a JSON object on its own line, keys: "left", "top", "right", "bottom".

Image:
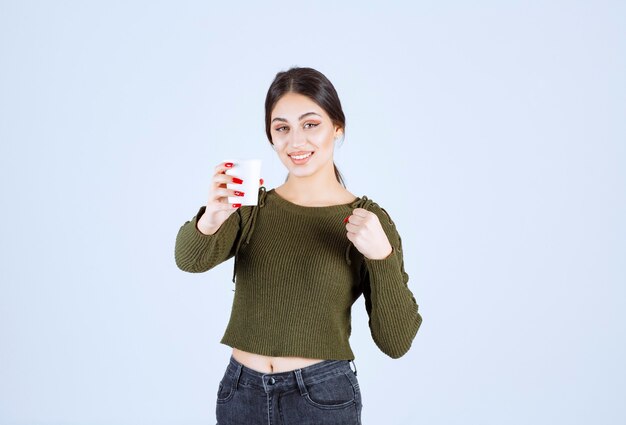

{"left": 270, "top": 92, "right": 342, "bottom": 180}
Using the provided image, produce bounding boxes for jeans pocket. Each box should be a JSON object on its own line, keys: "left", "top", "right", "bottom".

{"left": 303, "top": 372, "right": 356, "bottom": 410}
{"left": 216, "top": 373, "right": 236, "bottom": 404}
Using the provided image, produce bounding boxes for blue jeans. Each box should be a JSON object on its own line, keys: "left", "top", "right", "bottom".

{"left": 215, "top": 355, "right": 362, "bottom": 425}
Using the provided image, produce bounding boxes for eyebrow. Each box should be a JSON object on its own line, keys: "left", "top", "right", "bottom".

{"left": 271, "top": 112, "right": 321, "bottom": 124}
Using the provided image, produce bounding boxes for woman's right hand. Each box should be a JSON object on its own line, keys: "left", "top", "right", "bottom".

{"left": 196, "top": 162, "right": 262, "bottom": 235}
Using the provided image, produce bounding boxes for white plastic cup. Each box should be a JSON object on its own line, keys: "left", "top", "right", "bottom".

{"left": 223, "top": 159, "right": 262, "bottom": 206}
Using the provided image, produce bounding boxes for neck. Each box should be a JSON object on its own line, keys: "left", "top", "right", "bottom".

{"left": 279, "top": 163, "right": 344, "bottom": 204}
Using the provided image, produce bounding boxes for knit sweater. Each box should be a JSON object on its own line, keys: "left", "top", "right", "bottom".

{"left": 174, "top": 187, "right": 422, "bottom": 360}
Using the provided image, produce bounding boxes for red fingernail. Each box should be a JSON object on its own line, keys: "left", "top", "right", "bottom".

{"left": 232, "top": 203, "right": 241, "bottom": 208}
{"left": 234, "top": 191, "right": 244, "bottom": 196}
{"left": 225, "top": 162, "right": 234, "bottom": 168}
{"left": 260, "top": 178, "right": 264, "bottom": 185}
{"left": 232, "top": 177, "right": 244, "bottom": 184}
{"left": 343, "top": 216, "right": 350, "bottom": 223}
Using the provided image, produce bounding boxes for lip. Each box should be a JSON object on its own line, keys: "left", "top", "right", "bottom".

{"left": 288, "top": 151, "right": 314, "bottom": 156}
{"left": 288, "top": 151, "right": 314, "bottom": 165}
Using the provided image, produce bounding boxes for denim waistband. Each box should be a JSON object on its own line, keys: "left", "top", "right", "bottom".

{"left": 225, "top": 355, "right": 356, "bottom": 393}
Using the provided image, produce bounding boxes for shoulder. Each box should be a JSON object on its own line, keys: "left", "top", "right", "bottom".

{"left": 355, "top": 196, "right": 401, "bottom": 237}
{"left": 355, "top": 196, "right": 395, "bottom": 223}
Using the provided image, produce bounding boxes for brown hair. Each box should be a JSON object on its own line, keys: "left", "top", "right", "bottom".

{"left": 265, "top": 67, "right": 346, "bottom": 187}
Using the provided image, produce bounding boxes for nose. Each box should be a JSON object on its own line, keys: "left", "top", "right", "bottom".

{"left": 288, "top": 128, "right": 306, "bottom": 148}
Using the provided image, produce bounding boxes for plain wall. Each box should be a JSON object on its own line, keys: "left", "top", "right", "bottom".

{"left": 1, "top": 1, "right": 624, "bottom": 424}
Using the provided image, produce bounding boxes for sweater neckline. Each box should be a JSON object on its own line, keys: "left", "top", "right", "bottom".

{"left": 267, "top": 188, "right": 360, "bottom": 216}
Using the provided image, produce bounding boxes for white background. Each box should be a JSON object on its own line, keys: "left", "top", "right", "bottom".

{"left": 1, "top": 1, "right": 624, "bottom": 424}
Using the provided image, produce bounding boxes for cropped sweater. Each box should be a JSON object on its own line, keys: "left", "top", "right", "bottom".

{"left": 174, "top": 187, "right": 422, "bottom": 360}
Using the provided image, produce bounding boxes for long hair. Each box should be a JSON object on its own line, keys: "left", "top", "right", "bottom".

{"left": 264, "top": 67, "right": 346, "bottom": 187}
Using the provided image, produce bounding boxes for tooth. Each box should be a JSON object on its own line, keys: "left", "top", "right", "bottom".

{"left": 292, "top": 152, "right": 311, "bottom": 160}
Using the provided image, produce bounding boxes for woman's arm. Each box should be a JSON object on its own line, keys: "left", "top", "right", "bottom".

{"left": 360, "top": 206, "right": 422, "bottom": 358}
{"left": 174, "top": 205, "right": 241, "bottom": 273}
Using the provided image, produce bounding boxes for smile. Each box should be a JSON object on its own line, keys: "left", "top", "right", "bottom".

{"left": 289, "top": 152, "right": 313, "bottom": 160}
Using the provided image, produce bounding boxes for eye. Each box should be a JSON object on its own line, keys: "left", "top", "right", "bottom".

{"left": 275, "top": 126, "right": 288, "bottom": 132}
{"left": 304, "top": 123, "right": 319, "bottom": 129}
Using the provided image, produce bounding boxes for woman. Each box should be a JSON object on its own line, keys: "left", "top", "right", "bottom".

{"left": 175, "top": 67, "right": 422, "bottom": 425}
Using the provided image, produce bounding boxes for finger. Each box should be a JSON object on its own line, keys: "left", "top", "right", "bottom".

{"left": 216, "top": 188, "right": 245, "bottom": 198}
{"left": 212, "top": 173, "right": 243, "bottom": 187}
{"left": 351, "top": 208, "right": 370, "bottom": 217}
{"left": 214, "top": 161, "right": 235, "bottom": 175}
{"left": 211, "top": 175, "right": 227, "bottom": 190}
{"left": 210, "top": 187, "right": 245, "bottom": 201}
{"left": 211, "top": 187, "right": 237, "bottom": 200}
{"left": 345, "top": 222, "right": 362, "bottom": 235}
{"left": 212, "top": 194, "right": 243, "bottom": 209}
{"left": 208, "top": 188, "right": 227, "bottom": 203}
{"left": 346, "top": 214, "right": 365, "bottom": 226}
{"left": 225, "top": 202, "right": 241, "bottom": 211}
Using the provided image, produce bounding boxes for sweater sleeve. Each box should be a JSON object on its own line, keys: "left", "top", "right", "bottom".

{"left": 361, "top": 206, "right": 422, "bottom": 358}
{"left": 174, "top": 206, "right": 241, "bottom": 273}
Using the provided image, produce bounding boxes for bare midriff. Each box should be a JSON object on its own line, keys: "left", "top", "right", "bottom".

{"left": 232, "top": 347, "right": 326, "bottom": 373}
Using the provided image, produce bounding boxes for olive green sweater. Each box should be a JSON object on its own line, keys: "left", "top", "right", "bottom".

{"left": 174, "top": 187, "right": 422, "bottom": 360}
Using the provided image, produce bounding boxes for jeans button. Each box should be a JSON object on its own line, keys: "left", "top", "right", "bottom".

{"left": 269, "top": 377, "right": 275, "bottom": 385}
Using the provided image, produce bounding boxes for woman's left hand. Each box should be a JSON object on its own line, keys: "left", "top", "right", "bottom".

{"left": 344, "top": 208, "right": 393, "bottom": 260}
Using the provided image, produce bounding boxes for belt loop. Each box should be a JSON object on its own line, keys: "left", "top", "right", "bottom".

{"left": 234, "top": 363, "right": 243, "bottom": 390}
{"left": 294, "top": 369, "right": 308, "bottom": 396}
{"left": 350, "top": 359, "right": 358, "bottom": 376}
